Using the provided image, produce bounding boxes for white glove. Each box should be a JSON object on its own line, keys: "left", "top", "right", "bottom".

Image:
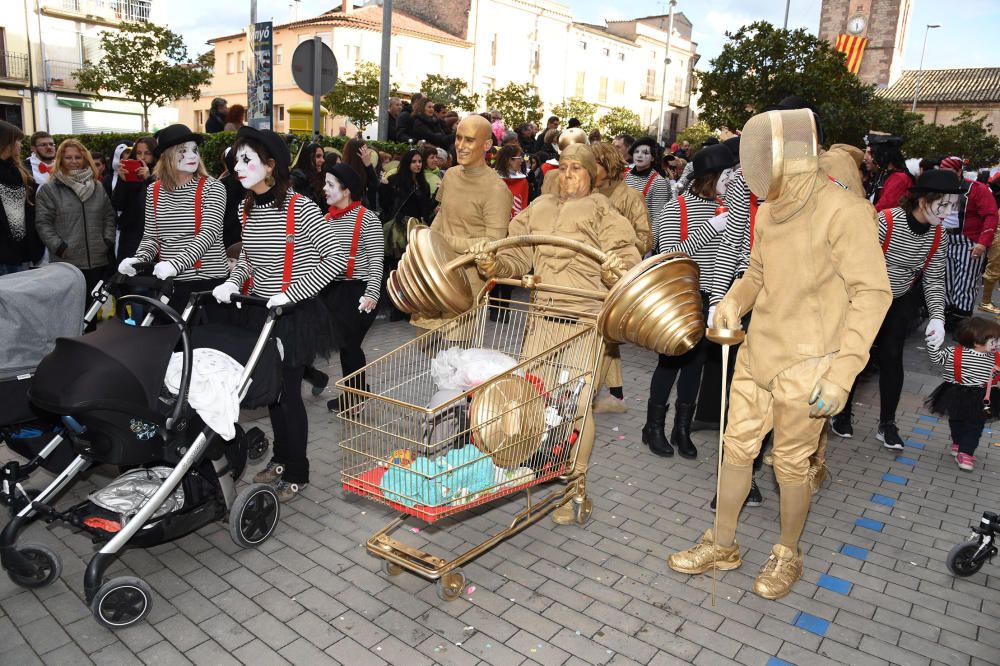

{"left": 152, "top": 261, "right": 178, "bottom": 280}
{"left": 118, "top": 257, "right": 140, "bottom": 276}
{"left": 925, "top": 318, "right": 945, "bottom": 348}
{"left": 267, "top": 292, "right": 291, "bottom": 309}
{"left": 708, "top": 212, "right": 728, "bottom": 233}
{"left": 707, "top": 305, "right": 716, "bottom": 328}
{"left": 358, "top": 296, "right": 377, "bottom": 313}
{"left": 212, "top": 282, "right": 239, "bottom": 304}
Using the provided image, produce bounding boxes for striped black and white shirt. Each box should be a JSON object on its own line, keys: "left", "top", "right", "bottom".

{"left": 878, "top": 207, "right": 947, "bottom": 320}
{"left": 135, "top": 176, "right": 228, "bottom": 281}
{"left": 929, "top": 345, "right": 998, "bottom": 386}
{"left": 228, "top": 191, "right": 346, "bottom": 303}
{"left": 710, "top": 168, "right": 757, "bottom": 304}
{"left": 325, "top": 203, "right": 384, "bottom": 302}
{"left": 655, "top": 193, "right": 721, "bottom": 288}
{"left": 625, "top": 168, "right": 672, "bottom": 228}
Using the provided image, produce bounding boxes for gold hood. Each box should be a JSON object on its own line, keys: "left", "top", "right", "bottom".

{"left": 739, "top": 109, "right": 819, "bottom": 222}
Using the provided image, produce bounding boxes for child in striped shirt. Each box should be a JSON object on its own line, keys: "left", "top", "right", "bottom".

{"left": 926, "top": 316, "right": 1000, "bottom": 471}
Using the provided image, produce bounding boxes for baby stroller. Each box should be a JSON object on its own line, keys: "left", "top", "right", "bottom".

{"left": 0, "top": 291, "right": 286, "bottom": 630}
{"left": 946, "top": 511, "right": 999, "bottom": 577}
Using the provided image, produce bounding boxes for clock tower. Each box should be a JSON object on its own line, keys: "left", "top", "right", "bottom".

{"left": 818, "top": 0, "right": 913, "bottom": 87}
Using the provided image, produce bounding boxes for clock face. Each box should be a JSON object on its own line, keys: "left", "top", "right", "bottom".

{"left": 847, "top": 14, "right": 867, "bottom": 35}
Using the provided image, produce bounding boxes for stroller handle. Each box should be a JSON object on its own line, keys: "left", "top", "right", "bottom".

{"left": 116, "top": 295, "right": 191, "bottom": 432}
{"left": 186, "top": 291, "right": 299, "bottom": 318}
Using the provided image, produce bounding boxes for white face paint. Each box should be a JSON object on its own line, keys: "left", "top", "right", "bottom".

{"left": 175, "top": 141, "right": 201, "bottom": 173}
{"left": 323, "top": 173, "right": 348, "bottom": 206}
{"left": 717, "top": 168, "right": 735, "bottom": 197}
{"left": 235, "top": 145, "right": 266, "bottom": 190}
{"left": 632, "top": 145, "right": 652, "bottom": 170}
{"left": 925, "top": 194, "right": 960, "bottom": 226}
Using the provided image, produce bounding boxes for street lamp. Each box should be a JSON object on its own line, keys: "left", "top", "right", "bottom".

{"left": 912, "top": 23, "right": 941, "bottom": 113}
{"left": 655, "top": 0, "right": 677, "bottom": 145}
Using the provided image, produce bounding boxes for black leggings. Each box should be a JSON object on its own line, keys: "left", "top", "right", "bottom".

{"left": 845, "top": 289, "right": 918, "bottom": 423}
{"left": 331, "top": 280, "right": 376, "bottom": 389}
{"left": 269, "top": 363, "right": 309, "bottom": 483}
{"left": 951, "top": 416, "right": 985, "bottom": 456}
{"left": 649, "top": 292, "right": 709, "bottom": 406}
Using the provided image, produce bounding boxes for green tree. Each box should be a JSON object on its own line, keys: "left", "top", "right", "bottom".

{"left": 675, "top": 121, "right": 717, "bottom": 153}
{"left": 551, "top": 97, "right": 598, "bottom": 132}
{"left": 420, "top": 74, "right": 480, "bottom": 112}
{"left": 74, "top": 21, "right": 213, "bottom": 132}
{"left": 598, "top": 107, "right": 644, "bottom": 139}
{"left": 906, "top": 110, "right": 1000, "bottom": 169}
{"left": 485, "top": 82, "right": 543, "bottom": 126}
{"left": 323, "top": 61, "right": 393, "bottom": 131}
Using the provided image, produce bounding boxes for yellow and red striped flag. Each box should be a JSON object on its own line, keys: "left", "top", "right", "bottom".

{"left": 834, "top": 34, "right": 868, "bottom": 75}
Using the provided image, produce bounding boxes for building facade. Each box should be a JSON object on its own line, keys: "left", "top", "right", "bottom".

{"left": 1, "top": 0, "right": 175, "bottom": 134}
{"left": 879, "top": 67, "right": 1000, "bottom": 138}
{"left": 818, "top": 0, "right": 912, "bottom": 87}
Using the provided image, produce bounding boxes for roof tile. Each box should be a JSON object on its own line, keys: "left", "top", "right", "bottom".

{"left": 879, "top": 67, "right": 1000, "bottom": 104}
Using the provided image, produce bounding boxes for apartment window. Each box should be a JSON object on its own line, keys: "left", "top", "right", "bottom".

{"left": 575, "top": 71, "right": 585, "bottom": 97}
{"left": 601, "top": 47, "right": 609, "bottom": 57}
{"left": 577, "top": 40, "right": 587, "bottom": 50}
{"left": 613, "top": 80, "right": 625, "bottom": 96}
{"left": 394, "top": 46, "right": 403, "bottom": 69}
{"left": 530, "top": 46, "right": 541, "bottom": 74}
{"left": 598, "top": 76, "right": 608, "bottom": 103}
{"left": 432, "top": 54, "right": 445, "bottom": 74}
{"left": 195, "top": 110, "right": 204, "bottom": 128}
{"left": 276, "top": 105, "right": 284, "bottom": 122}
{"left": 482, "top": 77, "right": 495, "bottom": 95}
{"left": 650, "top": 50, "right": 659, "bottom": 61}
{"left": 345, "top": 45, "right": 360, "bottom": 63}
{"left": 491, "top": 33, "right": 498, "bottom": 66}
{"left": 617, "top": 52, "right": 625, "bottom": 61}
{"left": 274, "top": 45, "right": 282, "bottom": 65}
{"left": 644, "top": 69, "right": 657, "bottom": 97}
{"left": 238, "top": 53, "right": 245, "bottom": 73}
{"left": 226, "top": 52, "right": 235, "bottom": 74}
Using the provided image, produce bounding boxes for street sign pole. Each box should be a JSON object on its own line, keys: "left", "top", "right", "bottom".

{"left": 377, "top": 0, "right": 392, "bottom": 141}
{"left": 312, "top": 36, "right": 322, "bottom": 138}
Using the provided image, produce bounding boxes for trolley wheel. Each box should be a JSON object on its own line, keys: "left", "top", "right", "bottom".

{"left": 245, "top": 428, "right": 269, "bottom": 461}
{"left": 574, "top": 497, "right": 593, "bottom": 525}
{"left": 6, "top": 543, "right": 61, "bottom": 589}
{"left": 382, "top": 561, "right": 404, "bottom": 576}
{"left": 229, "top": 483, "right": 280, "bottom": 548}
{"left": 947, "top": 541, "right": 987, "bottom": 577}
{"left": 436, "top": 570, "right": 466, "bottom": 602}
{"left": 91, "top": 576, "right": 153, "bottom": 630}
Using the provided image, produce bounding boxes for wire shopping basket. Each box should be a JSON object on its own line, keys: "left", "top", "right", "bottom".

{"left": 337, "top": 280, "right": 603, "bottom": 599}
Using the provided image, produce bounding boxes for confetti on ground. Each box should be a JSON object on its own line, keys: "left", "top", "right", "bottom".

{"left": 618, "top": 435, "right": 626, "bottom": 440}
{"left": 410, "top": 527, "right": 420, "bottom": 533}
{"left": 466, "top": 585, "right": 476, "bottom": 594}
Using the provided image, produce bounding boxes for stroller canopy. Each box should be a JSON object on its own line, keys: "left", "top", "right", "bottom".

{"left": 30, "top": 319, "right": 180, "bottom": 416}
{"left": 0, "top": 263, "right": 85, "bottom": 379}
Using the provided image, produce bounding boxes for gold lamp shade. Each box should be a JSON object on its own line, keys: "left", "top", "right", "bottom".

{"left": 387, "top": 225, "right": 475, "bottom": 317}
{"left": 469, "top": 375, "right": 546, "bottom": 469}
{"left": 598, "top": 252, "right": 704, "bottom": 356}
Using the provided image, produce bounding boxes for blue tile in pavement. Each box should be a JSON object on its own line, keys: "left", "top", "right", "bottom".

{"left": 766, "top": 658, "right": 795, "bottom": 666}
{"left": 918, "top": 415, "right": 939, "bottom": 422}
{"left": 793, "top": 611, "right": 831, "bottom": 636}
{"left": 856, "top": 517, "right": 885, "bottom": 532}
{"left": 871, "top": 494, "right": 896, "bottom": 507}
{"left": 905, "top": 439, "right": 926, "bottom": 450}
{"left": 882, "top": 473, "right": 907, "bottom": 485}
{"left": 895, "top": 456, "right": 917, "bottom": 465}
{"left": 912, "top": 426, "right": 933, "bottom": 436}
{"left": 840, "top": 544, "right": 869, "bottom": 560}
{"left": 817, "top": 573, "right": 853, "bottom": 595}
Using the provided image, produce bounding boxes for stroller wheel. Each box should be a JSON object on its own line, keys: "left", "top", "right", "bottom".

{"left": 947, "top": 541, "right": 987, "bottom": 577}
{"left": 229, "top": 483, "right": 280, "bottom": 548}
{"left": 6, "top": 543, "right": 61, "bottom": 589}
{"left": 91, "top": 576, "right": 153, "bottom": 629}
{"left": 245, "top": 428, "right": 270, "bottom": 461}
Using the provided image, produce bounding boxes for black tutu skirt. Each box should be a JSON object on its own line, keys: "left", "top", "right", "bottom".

{"left": 228, "top": 294, "right": 336, "bottom": 368}
{"left": 925, "top": 383, "right": 999, "bottom": 420}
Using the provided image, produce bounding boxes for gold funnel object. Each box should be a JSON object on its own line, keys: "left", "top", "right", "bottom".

{"left": 389, "top": 226, "right": 704, "bottom": 356}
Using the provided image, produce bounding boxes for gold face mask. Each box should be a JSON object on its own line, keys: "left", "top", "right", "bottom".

{"left": 740, "top": 109, "right": 818, "bottom": 201}
{"left": 559, "top": 160, "right": 592, "bottom": 199}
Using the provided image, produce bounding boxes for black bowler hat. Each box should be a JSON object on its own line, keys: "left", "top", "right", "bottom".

{"left": 692, "top": 144, "right": 736, "bottom": 178}
{"left": 153, "top": 124, "right": 203, "bottom": 158}
{"left": 910, "top": 168, "right": 963, "bottom": 194}
{"left": 325, "top": 163, "right": 363, "bottom": 201}
{"left": 723, "top": 136, "right": 740, "bottom": 160}
{"left": 236, "top": 126, "right": 291, "bottom": 172}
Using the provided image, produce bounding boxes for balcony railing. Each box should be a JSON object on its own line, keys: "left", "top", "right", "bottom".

{"left": 45, "top": 59, "right": 81, "bottom": 90}
{"left": 640, "top": 87, "right": 660, "bottom": 101}
{"left": 40, "top": 0, "right": 152, "bottom": 23}
{"left": 0, "top": 52, "right": 29, "bottom": 82}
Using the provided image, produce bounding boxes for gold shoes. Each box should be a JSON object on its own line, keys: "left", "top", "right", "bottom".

{"left": 592, "top": 395, "right": 627, "bottom": 414}
{"left": 807, "top": 459, "right": 827, "bottom": 495}
{"left": 667, "top": 529, "right": 742, "bottom": 574}
{"left": 753, "top": 544, "right": 803, "bottom": 599}
{"left": 551, "top": 496, "right": 592, "bottom": 525}
{"left": 980, "top": 302, "right": 1000, "bottom": 315}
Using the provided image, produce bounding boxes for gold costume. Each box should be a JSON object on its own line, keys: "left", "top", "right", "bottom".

{"left": 669, "top": 109, "right": 891, "bottom": 599}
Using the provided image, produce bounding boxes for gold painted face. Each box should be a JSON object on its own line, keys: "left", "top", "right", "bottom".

{"left": 559, "top": 160, "right": 592, "bottom": 199}
{"left": 454, "top": 116, "right": 492, "bottom": 168}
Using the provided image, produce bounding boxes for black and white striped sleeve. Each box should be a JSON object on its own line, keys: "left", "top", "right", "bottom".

{"left": 227, "top": 200, "right": 251, "bottom": 291}
{"left": 285, "top": 196, "right": 347, "bottom": 302}
{"left": 661, "top": 219, "right": 719, "bottom": 257}
{"left": 360, "top": 209, "right": 384, "bottom": 301}
{"left": 922, "top": 232, "right": 947, "bottom": 322}
{"left": 654, "top": 198, "right": 682, "bottom": 251}
{"left": 135, "top": 186, "right": 158, "bottom": 262}
{"left": 710, "top": 176, "right": 752, "bottom": 304}
{"left": 166, "top": 180, "right": 226, "bottom": 274}
{"left": 646, "top": 177, "right": 672, "bottom": 223}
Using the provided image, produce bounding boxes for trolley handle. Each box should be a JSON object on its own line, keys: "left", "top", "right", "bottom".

{"left": 446, "top": 235, "right": 624, "bottom": 279}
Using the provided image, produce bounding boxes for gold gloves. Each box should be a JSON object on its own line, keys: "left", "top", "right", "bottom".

{"left": 469, "top": 240, "right": 509, "bottom": 278}
{"left": 808, "top": 378, "right": 848, "bottom": 418}
{"left": 600, "top": 254, "right": 626, "bottom": 287}
{"left": 714, "top": 297, "right": 742, "bottom": 330}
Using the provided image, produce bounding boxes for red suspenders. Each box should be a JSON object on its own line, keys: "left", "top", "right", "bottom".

{"left": 676, "top": 195, "right": 689, "bottom": 242}
{"left": 881, "top": 209, "right": 943, "bottom": 276}
{"left": 152, "top": 176, "right": 206, "bottom": 267}
{"left": 642, "top": 172, "right": 657, "bottom": 198}
{"left": 748, "top": 194, "right": 758, "bottom": 251}
{"left": 239, "top": 193, "right": 301, "bottom": 294}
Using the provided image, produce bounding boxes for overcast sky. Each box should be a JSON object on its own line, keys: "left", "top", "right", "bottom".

{"left": 154, "top": 0, "right": 997, "bottom": 73}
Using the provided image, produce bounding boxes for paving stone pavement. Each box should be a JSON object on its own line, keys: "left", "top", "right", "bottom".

{"left": 2, "top": 312, "right": 999, "bottom": 666}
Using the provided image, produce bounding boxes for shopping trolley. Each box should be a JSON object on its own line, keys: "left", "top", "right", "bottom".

{"left": 338, "top": 278, "right": 604, "bottom": 599}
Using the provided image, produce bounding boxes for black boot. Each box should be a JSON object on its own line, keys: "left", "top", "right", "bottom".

{"left": 671, "top": 402, "right": 698, "bottom": 459}
{"left": 641, "top": 403, "right": 673, "bottom": 457}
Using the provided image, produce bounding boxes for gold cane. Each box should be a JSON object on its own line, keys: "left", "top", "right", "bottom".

{"left": 705, "top": 325, "right": 745, "bottom": 606}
